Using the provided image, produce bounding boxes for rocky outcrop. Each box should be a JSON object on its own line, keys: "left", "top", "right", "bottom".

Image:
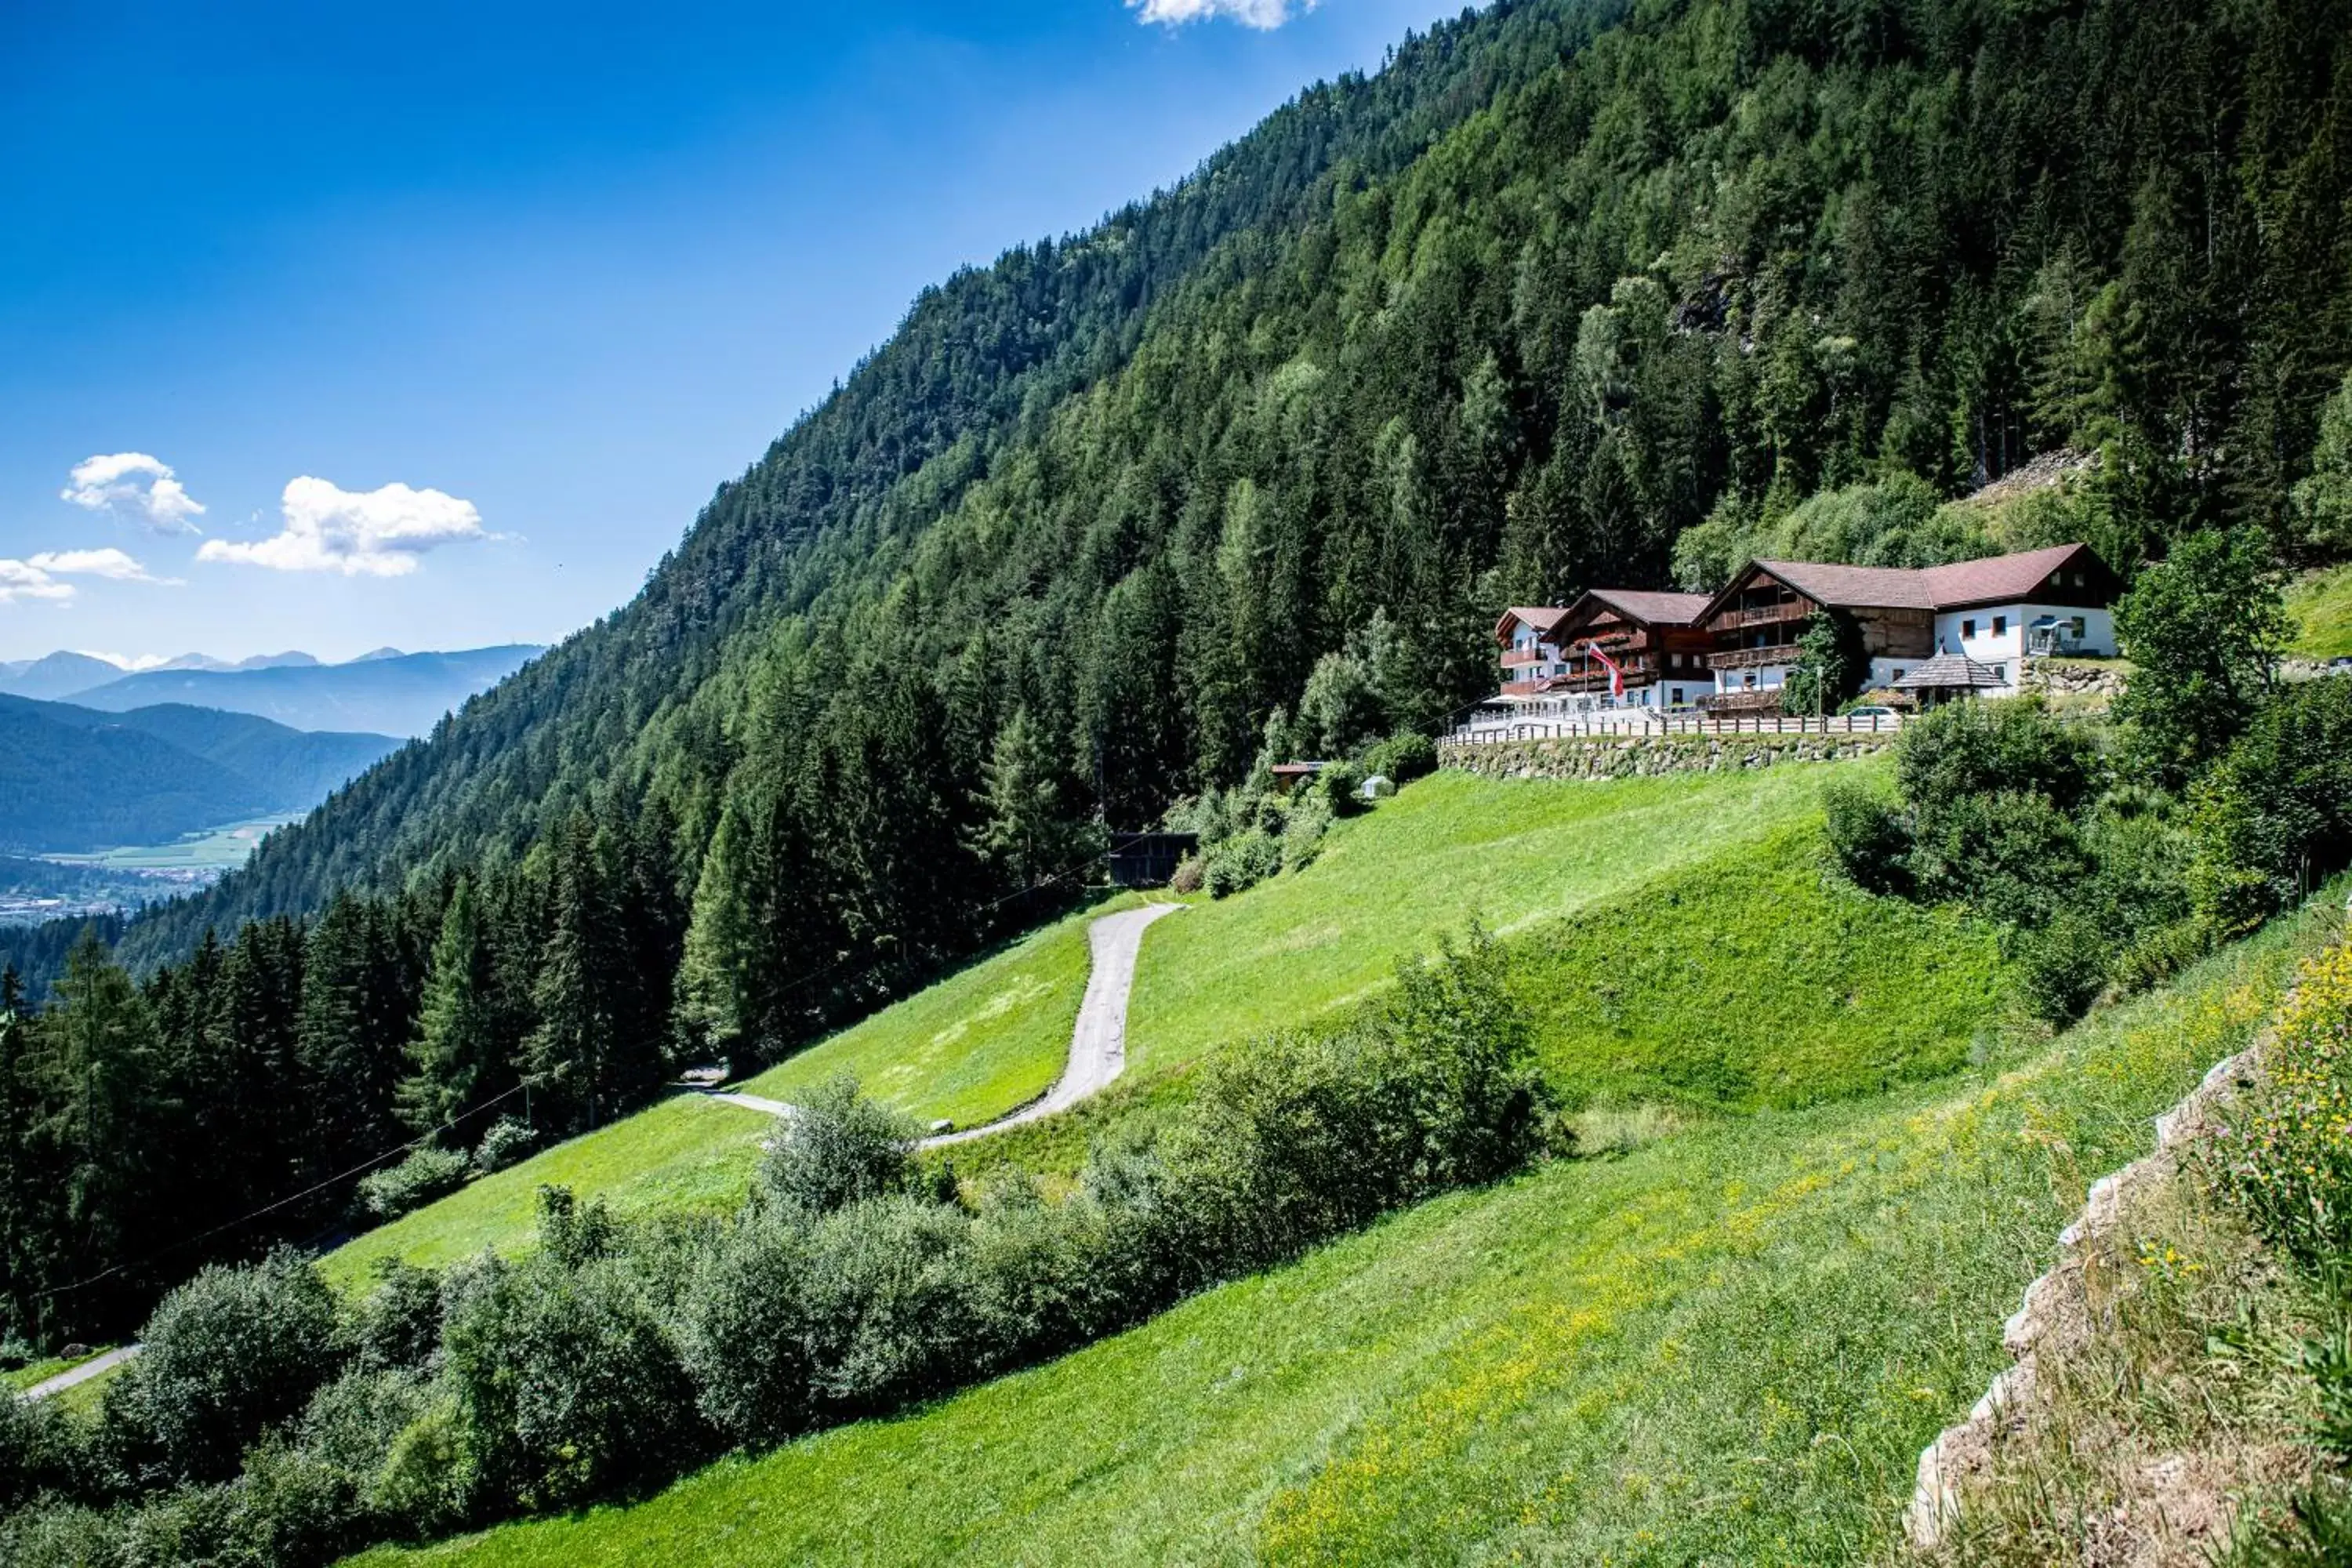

{"left": 1439, "top": 731, "right": 1896, "bottom": 782}
{"left": 1902, "top": 1045, "right": 2267, "bottom": 1552}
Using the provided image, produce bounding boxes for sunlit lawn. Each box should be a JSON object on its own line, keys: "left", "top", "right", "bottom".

{"left": 2288, "top": 561, "right": 2352, "bottom": 659}
{"left": 350, "top": 880, "right": 2343, "bottom": 1568}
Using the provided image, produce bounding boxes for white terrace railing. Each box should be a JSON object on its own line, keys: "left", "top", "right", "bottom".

{"left": 1444, "top": 710, "right": 1907, "bottom": 745}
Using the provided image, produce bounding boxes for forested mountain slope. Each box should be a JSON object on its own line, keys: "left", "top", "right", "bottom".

{"left": 0, "top": 695, "right": 397, "bottom": 854}
{"left": 113, "top": 0, "right": 2352, "bottom": 1050}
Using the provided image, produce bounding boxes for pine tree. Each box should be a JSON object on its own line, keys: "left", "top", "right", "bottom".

{"left": 399, "top": 878, "right": 503, "bottom": 1134}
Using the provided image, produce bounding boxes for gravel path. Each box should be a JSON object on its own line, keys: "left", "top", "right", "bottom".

{"left": 19, "top": 1345, "right": 140, "bottom": 1403}
{"left": 924, "top": 901, "right": 1184, "bottom": 1148}
{"left": 709, "top": 901, "right": 1185, "bottom": 1149}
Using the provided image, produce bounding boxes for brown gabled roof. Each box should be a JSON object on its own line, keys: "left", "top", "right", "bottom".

{"left": 1918, "top": 543, "right": 2100, "bottom": 611}
{"left": 1495, "top": 605, "right": 1573, "bottom": 644}
{"left": 1704, "top": 543, "right": 2114, "bottom": 622}
{"left": 1748, "top": 559, "right": 1936, "bottom": 610}
{"left": 1581, "top": 588, "right": 1712, "bottom": 627}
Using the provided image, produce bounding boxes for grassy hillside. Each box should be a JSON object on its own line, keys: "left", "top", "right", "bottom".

{"left": 317, "top": 768, "right": 1857, "bottom": 1279}
{"left": 321, "top": 1096, "right": 775, "bottom": 1287}
{"left": 737, "top": 895, "right": 1127, "bottom": 1127}
{"left": 351, "top": 890, "right": 2343, "bottom": 1568}
{"left": 2288, "top": 562, "right": 2352, "bottom": 659}
{"left": 1124, "top": 767, "right": 1839, "bottom": 1077}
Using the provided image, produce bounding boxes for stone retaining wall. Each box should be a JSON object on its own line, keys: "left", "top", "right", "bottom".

{"left": 1439, "top": 731, "right": 1896, "bottom": 782}
{"left": 2020, "top": 659, "right": 2128, "bottom": 699}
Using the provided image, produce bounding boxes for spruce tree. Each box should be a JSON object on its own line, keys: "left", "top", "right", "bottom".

{"left": 399, "top": 878, "right": 502, "bottom": 1134}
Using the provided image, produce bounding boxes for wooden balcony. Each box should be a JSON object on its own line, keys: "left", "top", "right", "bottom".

{"left": 1499, "top": 646, "right": 1550, "bottom": 669}
{"left": 1712, "top": 601, "right": 1810, "bottom": 631}
{"left": 1709, "top": 644, "right": 1798, "bottom": 670}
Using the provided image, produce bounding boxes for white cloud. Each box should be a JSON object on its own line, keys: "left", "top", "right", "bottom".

{"left": 1130, "top": 0, "right": 1312, "bottom": 27}
{"left": 60, "top": 452, "right": 207, "bottom": 534}
{"left": 0, "top": 560, "right": 74, "bottom": 605}
{"left": 196, "top": 475, "right": 488, "bottom": 577}
{"left": 27, "top": 547, "right": 171, "bottom": 583}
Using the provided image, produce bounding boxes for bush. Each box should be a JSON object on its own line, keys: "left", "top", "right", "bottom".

{"left": 2189, "top": 677, "right": 2352, "bottom": 935}
{"left": 1280, "top": 789, "right": 1334, "bottom": 873}
{"left": 2016, "top": 910, "right": 2111, "bottom": 1025}
{"left": 1168, "top": 854, "right": 1205, "bottom": 895}
{"left": 355, "top": 1145, "right": 471, "bottom": 1222}
{"left": 472, "top": 1116, "right": 539, "bottom": 1174}
{"left": 1316, "top": 760, "right": 1367, "bottom": 816}
{"left": 1821, "top": 778, "right": 1911, "bottom": 895}
{"left": 677, "top": 1210, "right": 818, "bottom": 1446}
{"left": 1363, "top": 731, "right": 1436, "bottom": 785}
{"left": 129, "top": 1250, "right": 342, "bottom": 1484}
{"left": 346, "top": 1259, "right": 443, "bottom": 1376}
{"left": 757, "top": 1076, "right": 918, "bottom": 1217}
{"left": 1203, "top": 828, "right": 1281, "bottom": 898}
{"left": 0, "top": 1392, "right": 79, "bottom": 1512}
{"left": 441, "top": 1213, "right": 706, "bottom": 1512}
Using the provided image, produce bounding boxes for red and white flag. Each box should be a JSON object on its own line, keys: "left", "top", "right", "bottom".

{"left": 1581, "top": 639, "right": 1625, "bottom": 698}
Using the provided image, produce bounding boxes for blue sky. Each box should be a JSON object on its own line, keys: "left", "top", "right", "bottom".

{"left": 0, "top": 0, "right": 1459, "bottom": 664}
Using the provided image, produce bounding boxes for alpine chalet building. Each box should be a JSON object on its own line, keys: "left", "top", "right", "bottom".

{"left": 1488, "top": 543, "right": 2121, "bottom": 720}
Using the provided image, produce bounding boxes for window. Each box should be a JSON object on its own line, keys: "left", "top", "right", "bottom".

{"left": 1992, "top": 664, "right": 2008, "bottom": 683}
{"left": 2071, "top": 616, "right": 2087, "bottom": 638}
{"left": 2071, "top": 572, "right": 2085, "bottom": 587}
{"left": 1671, "top": 688, "right": 1684, "bottom": 705}
{"left": 1743, "top": 673, "right": 1756, "bottom": 689}
{"left": 1892, "top": 668, "right": 1906, "bottom": 682}
{"left": 1962, "top": 618, "right": 1976, "bottom": 639}
{"left": 1992, "top": 615, "right": 2007, "bottom": 637}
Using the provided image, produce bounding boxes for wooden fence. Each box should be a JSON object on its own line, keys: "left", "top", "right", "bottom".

{"left": 1444, "top": 711, "right": 1906, "bottom": 745}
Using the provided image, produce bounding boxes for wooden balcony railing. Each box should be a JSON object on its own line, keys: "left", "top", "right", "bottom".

{"left": 1713, "top": 601, "right": 1809, "bottom": 631}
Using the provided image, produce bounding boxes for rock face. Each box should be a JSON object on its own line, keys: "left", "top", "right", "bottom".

{"left": 1439, "top": 732, "right": 1896, "bottom": 782}
{"left": 1900, "top": 1045, "right": 2267, "bottom": 1552}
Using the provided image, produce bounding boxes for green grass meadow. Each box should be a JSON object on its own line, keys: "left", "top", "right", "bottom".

{"left": 321, "top": 1095, "right": 776, "bottom": 1288}
{"left": 321, "top": 767, "right": 1861, "bottom": 1274}
{"left": 2288, "top": 562, "right": 2352, "bottom": 658}
{"left": 738, "top": 894, "right": 1127, "bottom": 1127}
{"left": 350, "top": 874, "right": 2344, "bottom": 1568}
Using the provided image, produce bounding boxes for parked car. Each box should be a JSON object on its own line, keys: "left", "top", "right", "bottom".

{"left": 1846, "top": 704, "right": 1900, "bottom": 719}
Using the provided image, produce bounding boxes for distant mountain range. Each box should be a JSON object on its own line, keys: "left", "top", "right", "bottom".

{"left": 0, "top": 644, "right": 541, "bottom": 736}
{"left": 0, "top": 695, "right": 402, "bottom": 855}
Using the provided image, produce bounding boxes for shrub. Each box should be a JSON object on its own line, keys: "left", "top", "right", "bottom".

{"left": 355, "top": 1145, "right": 471, "bottom": 1222}
{"left": 1203, "top": 828, "right": 1281, "bottom": 898}
{"left": 1821, "top": 778, "right": 1911, "bottom": 895}
{"left": 1908, "top": 788, "right": 2087, "bottom": 927}
{"left": 1168, "top": 854, "right": 1205, "bottom": 895}
{"left": 472, "top": 1116, "right": 539, "bottom": 1174}
{"left": 677, "top": 1210, "right": 817, "bottom": 1446}
{"left": 2188, "top": 677, "right": 2352, "bottom": 935}
{"left": 1316, "top": 759, "right": 1367, "bottom": 816}
{"left": 797, "top": 1197, "right": 978, "bottom": 1414}
{"left": 1280, "top": 789, "right": 1334, "bottom": 873}
{"left": 2016, "top": 910, "right": 2112, "bottom": 1025}
{"left": 0, "top": 1392, "right": 78, "bottom": 1512}
{"left": 130, "top": 1249, "right": 342, "bottom": 1484}
{"left": 757, "top": 1076, "right": 919, "bottom": 1217}
{"left": 1363, "top": 731, "right": 1436, "bottom": 785}
{"left": 346, "top": 1259, "right": 443, "bottom": 1376}
{"left": 441, "top": 1235, "right": 706, "bottom": 1512}
{"left": 1896, "top": 696, "right": 2097, "bottom": 818}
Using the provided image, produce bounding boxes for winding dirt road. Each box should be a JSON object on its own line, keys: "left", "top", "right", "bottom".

{"left": 713, "top": 901, "right": 1184, "bottom": 1149}
{"left": 923, "top": 900, "right": 1184, "bottom": 1147}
